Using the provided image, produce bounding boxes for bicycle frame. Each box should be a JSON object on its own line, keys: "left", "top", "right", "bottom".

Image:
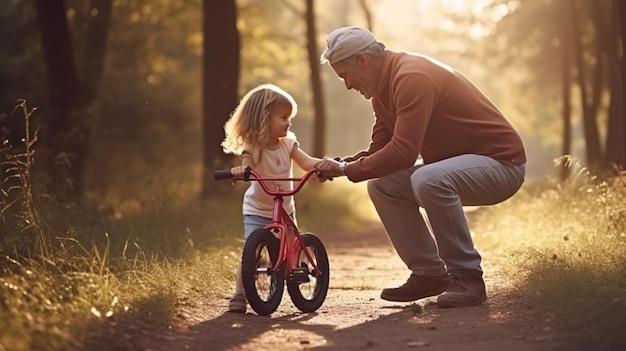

{"left": 215, "top": 166, "right": 330, "bottom": 315}
{"left": 243, "top": 168, "right": 323, "bottom": 278}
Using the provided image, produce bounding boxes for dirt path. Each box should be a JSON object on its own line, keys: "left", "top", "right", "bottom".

{"left": 138, "top": 224, "right": 568, "bottom": 351}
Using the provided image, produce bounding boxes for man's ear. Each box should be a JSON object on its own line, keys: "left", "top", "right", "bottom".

{"left": 354, "top": 53, "right": 367, "bottom": 65}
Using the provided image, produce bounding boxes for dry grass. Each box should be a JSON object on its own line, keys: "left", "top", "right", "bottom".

{"left": 471, "top": 157, "right": 626, "bottom": 349}
{"left": 0, "top": 106, "right": 374, "bottom": 350}
{"left": 2, "top": 102, "right": 624, "bottom": 350}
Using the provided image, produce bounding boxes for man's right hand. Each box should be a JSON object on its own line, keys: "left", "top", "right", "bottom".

{"left": 315, "top": 157, "right": 345, "bottom": 178}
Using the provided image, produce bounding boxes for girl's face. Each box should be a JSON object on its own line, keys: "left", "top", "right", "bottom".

{"left": 268, "top": 103, "right": 292, "bottom": 142}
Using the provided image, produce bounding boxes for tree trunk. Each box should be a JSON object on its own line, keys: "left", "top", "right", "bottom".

{"left": 560, "top": 19, "right": 572, "bottom": 181}
{"left": 81, "top": 0, "right": 112, "bottom": 103}
{"left": 605, "top": 0, "right": 625, "bottom": 169}
{"left": 202, "top": 0, "right": 240, "bottom": 198}
{"left": 306, "top": 0, "right": 326, "bottom": 157}
{"left": 568, "top": 0, "right": 604, "bottom": 171}
{"left": 617, "top": 0, "right": 626, "bottom": 170}
{"left": 35, "top": 0, "right": 78, "bottom": 127}
{"left": 622, "top": 0, "right": 626, "bottom": 169}
{"left": 34, "top": 0, "right": 86, "bottom": 201}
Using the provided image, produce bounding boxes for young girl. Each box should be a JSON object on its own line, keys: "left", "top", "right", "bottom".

{"left": 221, "top": 83, "right": 322, "bottom": 313}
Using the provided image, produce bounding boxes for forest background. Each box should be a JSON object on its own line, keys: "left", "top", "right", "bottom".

{"left": 0, "top": 1, "right": 625, "bottom": 350}
{"left": 2, "top": 0, "right": 624, "bottom": 207}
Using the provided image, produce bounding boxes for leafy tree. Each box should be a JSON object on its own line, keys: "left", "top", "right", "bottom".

{"left": 489, "top": 0, "right": 624, "bottom": 175}
{"left": 1, "top": 0, "right": 385, "bottom": 206}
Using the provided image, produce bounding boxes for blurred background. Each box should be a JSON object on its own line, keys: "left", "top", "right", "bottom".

{"left": 0, "top": 4, "right": 624, "bottom": 350}
{"left": 0, "top": 0, "right": 624, "bottom": 209}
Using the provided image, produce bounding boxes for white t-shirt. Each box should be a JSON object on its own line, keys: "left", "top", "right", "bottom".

{"left": 242, "top": 137, "right": 298, "bottom": 218}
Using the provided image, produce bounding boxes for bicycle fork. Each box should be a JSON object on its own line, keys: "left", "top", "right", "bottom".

{"left": 270, "top": 226, "right": 323, "bottom": 284}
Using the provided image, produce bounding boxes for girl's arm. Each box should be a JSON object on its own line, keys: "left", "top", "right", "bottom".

{"left": 231, "top": 151, "right": 255, "bottom": 178}
{"left": 292, "top": 147, "right": 322, "bottom": 171}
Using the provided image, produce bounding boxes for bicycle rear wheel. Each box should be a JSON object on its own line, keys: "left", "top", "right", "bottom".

{"left": 286, "top": 233, "right": 330, "bottom": 313}
{"left": 241, "top": 228, "right": 284, "bottom": 316}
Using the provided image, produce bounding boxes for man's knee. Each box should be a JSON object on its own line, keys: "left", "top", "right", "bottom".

{"left": 366, "top": 178, "right": 382, "bottom": 198}
{"left": 411, "top": 168, "right": 450, "bottom": 203}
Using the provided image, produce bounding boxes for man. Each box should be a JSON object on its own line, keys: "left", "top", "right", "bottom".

{"left": 316, "top": 26, "right": 526, "bottom": 308}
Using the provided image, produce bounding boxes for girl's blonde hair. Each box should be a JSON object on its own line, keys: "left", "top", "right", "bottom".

{"left": 221, "top": 83, "right": 298, "bottom": 160}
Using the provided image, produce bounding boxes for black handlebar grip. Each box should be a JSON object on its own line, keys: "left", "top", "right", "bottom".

{"left": 214, "top": 169, "right": 234, "bottom": 180}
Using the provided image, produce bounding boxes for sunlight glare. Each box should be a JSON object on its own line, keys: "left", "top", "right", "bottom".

{"left": 443, "top": 0, "right": 467, "bottom": 12}
{"left": 470, "top": 23, "right": 490, "bottom": 38}
{"left": 490, "top": 3, "right": 512, "bottom": 21}
{"left": 488, "top": 311, "right": 511, "bottom": 323}
{"left": 415, "top": 0, "right": 512, "bottom": 39}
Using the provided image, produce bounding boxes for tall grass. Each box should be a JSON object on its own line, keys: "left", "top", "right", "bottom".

{"left": 1, "top": 99, "right": 48, "bottom": 261}
{"left": 7, "top": 99, "right": 623, "bottom": 350}
{"left": 0, "top": 99, "right": 375, "bottom": 350}
{"left": 473, "top": 156, "right": 626, "bottom": 350}
{"left": 0, "top": 101, "right": 239, "bottom": 350}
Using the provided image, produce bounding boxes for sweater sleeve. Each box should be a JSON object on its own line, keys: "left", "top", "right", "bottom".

{"left": 346, "top": 73, "right": 435, "bottom": 182}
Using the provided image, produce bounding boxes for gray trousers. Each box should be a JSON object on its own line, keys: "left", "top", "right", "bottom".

{"left": 367, "top": 154, "right": 525, "bottom": 276}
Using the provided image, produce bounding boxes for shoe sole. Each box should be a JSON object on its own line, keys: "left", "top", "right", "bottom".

{"left": 436, "top": 296, "right": 487, "bottom": 308}
{"left": 380, "top": 287, "right": 447, "bottom": 302}
{"left": 229, "top": 295, "right": 247, "bottom": 313}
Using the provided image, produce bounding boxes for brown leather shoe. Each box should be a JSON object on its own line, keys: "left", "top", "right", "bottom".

{"left": 437, "top": 271, "right": 487, "bottom": 308}
{"left": 380, "top": 274, "right": 451, "bottom": 302}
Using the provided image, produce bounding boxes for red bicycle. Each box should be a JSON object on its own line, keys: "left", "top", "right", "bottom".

{"left": 214, "top": 167, "right": 330, "bottom": 316}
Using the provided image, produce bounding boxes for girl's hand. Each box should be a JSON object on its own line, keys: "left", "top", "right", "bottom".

{"left": 315, "top": 157, "right": 344, "bottom": 178}
{"left": 311, "top": 168, "right": 335, "bottom": 182}
{"left": 231, "top": 166, "right": 246, "bottom": 178}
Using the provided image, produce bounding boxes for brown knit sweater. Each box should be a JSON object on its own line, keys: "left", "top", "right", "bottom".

{"left": 345, "top": 51, "right": 526, "bottom": 182}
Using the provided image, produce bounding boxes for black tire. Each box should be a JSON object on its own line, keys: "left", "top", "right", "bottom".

{"left": 286, "top": 233, "right": 330, "bottom": 313}
{"left": 241, "top": 229, "right": 284, "bottom": 316}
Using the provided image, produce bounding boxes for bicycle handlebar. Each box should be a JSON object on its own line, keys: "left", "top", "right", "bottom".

{"left": 214, "top": 169, "right": 234, "bottom": 180}
{"left": 214, "top": 167, "right": 325, "bottom": 196}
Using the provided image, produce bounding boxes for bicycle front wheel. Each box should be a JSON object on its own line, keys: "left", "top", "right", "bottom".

{"left": 241, "top": 228, "right": 284, "bottom": 316}
{"left": 286, "top": 233, "right": 330, "bottom": 313}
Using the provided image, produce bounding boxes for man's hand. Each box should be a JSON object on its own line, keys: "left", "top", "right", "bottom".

{"left": 315, "top": 157, "right": 345, "bottom": 178}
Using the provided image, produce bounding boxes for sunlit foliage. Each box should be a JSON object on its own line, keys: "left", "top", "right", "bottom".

{"left": 0, "top": 1, "right": 624, "bottom": 349}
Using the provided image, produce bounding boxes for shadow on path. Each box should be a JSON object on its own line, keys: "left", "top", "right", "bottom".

{"left": 145, "top": 222, "right": 569, "bottom": 351}
{"left": 171, "top": 289, "right": 565, "bottom": 351}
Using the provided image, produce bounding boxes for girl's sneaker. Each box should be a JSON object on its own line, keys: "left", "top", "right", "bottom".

{"left": 228, "top": 293, "right": 247, "bottom": 313}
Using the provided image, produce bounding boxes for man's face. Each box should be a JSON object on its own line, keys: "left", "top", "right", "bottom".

{"left": 331, "top": 55, "right": 375, "bottom": 100}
